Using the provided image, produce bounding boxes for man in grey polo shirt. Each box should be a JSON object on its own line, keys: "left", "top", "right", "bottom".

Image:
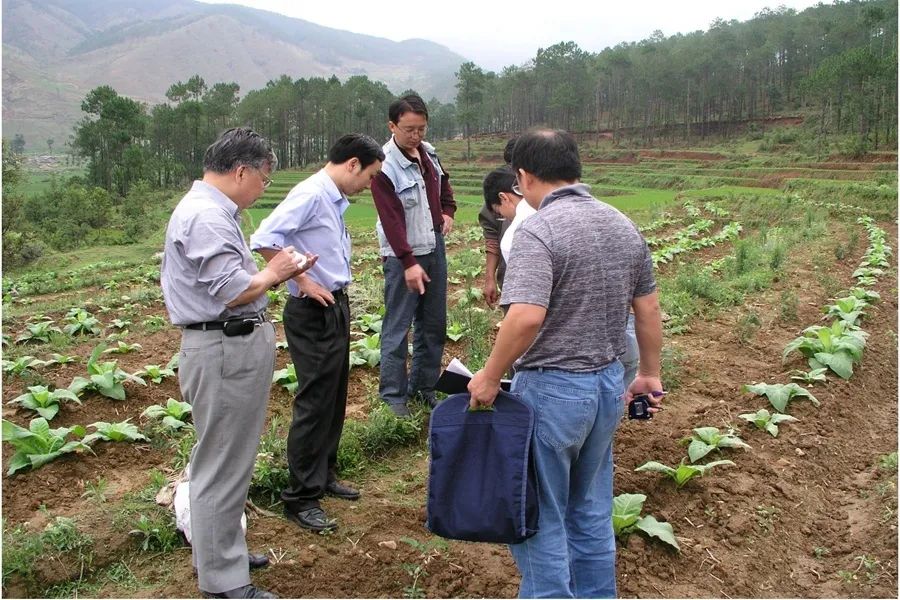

{"left": 161, "top": 127, "right": 313, "bottom": 599}
{"left": 468, "top": 128, "right": 664, "bottom": 598}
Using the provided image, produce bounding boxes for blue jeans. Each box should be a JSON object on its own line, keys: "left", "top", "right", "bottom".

{"left": 379, "top": 233, "right": 447, "bottom": 407}
{"left": 621, "top": 313, "right": 639, "bottom": 389}
{"left": 509, "top": 362, "right": 625, "bottom": 599}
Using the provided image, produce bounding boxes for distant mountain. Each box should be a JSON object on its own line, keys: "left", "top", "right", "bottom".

{"left": 2, "top": 0, "right": 466, "bottom": 149}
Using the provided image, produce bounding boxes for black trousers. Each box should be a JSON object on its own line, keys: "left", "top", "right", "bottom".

{"left": 280, "top": 291, "right": 350, "bottom": 512}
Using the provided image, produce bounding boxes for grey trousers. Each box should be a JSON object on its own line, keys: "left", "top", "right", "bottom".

{"left": 178, "top": 322, "right": 275, "bottom": 593}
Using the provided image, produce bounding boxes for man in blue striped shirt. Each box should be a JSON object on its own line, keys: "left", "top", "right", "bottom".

{"left": 251, "top": 134, "right": 384, "bottom": 533}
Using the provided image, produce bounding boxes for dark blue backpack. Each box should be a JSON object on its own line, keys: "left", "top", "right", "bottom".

{"left": 426, "top": 391, "right": 539, "bottom": 544}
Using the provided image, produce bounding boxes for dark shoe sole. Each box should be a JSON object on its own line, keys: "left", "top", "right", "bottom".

{"left": 325, "top": 489, "right": 360, "bottom": 501}
{"left": 283, "top": 509, "right": 337, "bottom": 533}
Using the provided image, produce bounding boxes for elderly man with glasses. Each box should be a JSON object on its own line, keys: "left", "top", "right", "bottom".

{"left": 161, "top": 127, "right": 315, "bottom": 599}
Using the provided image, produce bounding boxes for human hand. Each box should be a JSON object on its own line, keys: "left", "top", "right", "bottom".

{"left": 483, "top": 278, "right": 499, "bottom": 307}
{"left": 626, "top": 374, "right": 665, "bottom": 414}
{"left": 267, "top": 246, "right": 312, "bottom": 282}
{"left": 442, "top": 214, "right": 454, "bottom": 236}
{"left": 468, "top": 369, "right": 500, "bottom": 409}
{"left": 404, "top": 263, "right": 431, "bottom": 294}
{"left": 298, "top": 275, "right": 334, "bottom": 306}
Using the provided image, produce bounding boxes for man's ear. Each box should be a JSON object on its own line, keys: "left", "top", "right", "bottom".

{"left": 347, "top": 157, "right": 360, "bottom": 172}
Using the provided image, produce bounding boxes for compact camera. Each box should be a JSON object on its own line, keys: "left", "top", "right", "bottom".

{"left": 628, "top": 394, "right": 653, "bottom": 420}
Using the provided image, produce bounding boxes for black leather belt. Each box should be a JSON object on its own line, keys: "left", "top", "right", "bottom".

{"left": 185, "top": 313, "right": 267, "bottom": 335}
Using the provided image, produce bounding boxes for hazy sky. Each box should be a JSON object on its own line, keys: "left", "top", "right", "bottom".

{"left": 198, "top": 0, "right": 825, "bottom": 70}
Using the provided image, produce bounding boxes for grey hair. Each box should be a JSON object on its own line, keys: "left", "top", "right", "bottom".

{"left": 203, "top": 127, "right": 278, "bottom": 174}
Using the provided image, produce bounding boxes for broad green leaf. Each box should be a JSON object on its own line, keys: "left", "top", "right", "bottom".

{"left": 813, "top": 351, "right": 854, "bottom": 379}
{"left": 687, "top": 439, "right": 715, "bottom": 463}
{"left": 612, "top": 493, "right": 646, "bottom": 536}
{"left": 635, "top": 515, "right": 680, "bottom": 551}
{"left": 634, "top": 461, "right": 676, "bottom": 477}
{"left": 6, "top": 452, "right": 31, "bottom": 475}
{"left": 35, "top": 405, "right": 59, "bottom": 421}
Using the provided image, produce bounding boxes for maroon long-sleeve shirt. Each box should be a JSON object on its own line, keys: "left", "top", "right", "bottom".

{"left": 371, "top": 141, "right": 457, "bottom": 269}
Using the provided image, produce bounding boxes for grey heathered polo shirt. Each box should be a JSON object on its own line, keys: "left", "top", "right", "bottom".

{"left": 500, "top": 183, "right": 656, "bottom": 372}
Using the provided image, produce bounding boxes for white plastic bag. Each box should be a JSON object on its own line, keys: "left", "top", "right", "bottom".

{"left": 173, "top": 465, "right": 247, "bottom": 544}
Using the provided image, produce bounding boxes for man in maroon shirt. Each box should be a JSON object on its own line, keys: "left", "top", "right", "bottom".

{"left": 370, "top": 93, "right": 456, "bottom": 417}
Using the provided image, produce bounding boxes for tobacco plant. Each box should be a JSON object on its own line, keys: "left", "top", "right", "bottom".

{"left": 350, "top": 333, "right": 381, "bottom": 368}
{"left": 8, "top": 385, "right": 82, "bottom": 420}
{"left": 789, "top": 368, "right": 828, "bottom": 384}
{"left": 681, "top": 427, "right": 750, "bottom": 463}
{"left": 612, "top": 493, "right": 680, "bottom": 551}
{"left": 272, "top": 363, "right": 298, "bottom": 394}
{"left": 739, "top": 408, "right": 799, "bottom": 438}
{"left": 743, "top": 382, "right": 820, "bottom": 413}
{"left": 135, "top": 364, "right": 175, "bottom": 384}
{"left": 635, "top": 459, "right": 735, "bottom": 489}
{"left": 783, "top": 320, "right": 867, "bottom": 379}
{"left": 2, "top": 356, "right": 49, "bottom": 376}
{"left": 2, "top": 417, "right": 91, "bottom": 475}
{"left": 16, "top": 321, "right": 63, "bottom": 344}
{"left": 64, "top": 309, "right": 102, "bottom": 336}
{"left": 68, "top": 345, "right": 147, "bottom": 400}
{"left": 83, "top": 419, "right": 148, "bottom": 444}
{"left": 142, "top": 398, "right": 192, "bottom": 430}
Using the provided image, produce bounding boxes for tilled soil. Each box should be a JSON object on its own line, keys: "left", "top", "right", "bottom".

{"left": 1, "top": 220, "right": 896, "bottom": 598}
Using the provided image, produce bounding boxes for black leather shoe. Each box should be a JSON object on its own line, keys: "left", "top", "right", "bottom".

{"left": 249, "top": 553, "right": 269, "bottom": 569}
{"left": 201, "top": 584, "right": 277, "bottom": 598}
{"left": 326, "top": 480, "right": 360, "bottom": 500}
{"left": 284, "top": 506, "right": 337, "bottom": 532}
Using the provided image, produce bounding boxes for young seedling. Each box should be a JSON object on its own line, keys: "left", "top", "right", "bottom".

{"left": 738, "top": 408, "right": 799, "bottom": 437}
{"left": 8, "top": 385, "right": 82, "bottom": 420}
{"left": 635, "top": 459, "right": 735, "bottom": 489}
{"left": 64, "top": 309, "right": 102, "bottom": 336}
{"left": 789, "top": 368, "right": 828, "bottom": 385}
{"left": 135, "top": 364, "right": 175, "bottom": 384}
{"left": 272, "top": 364, "right": 298, "bottom": 394}
{"left": 680, "top": 427, "right": 751, "bottom": 463}
{"left": 783, "top": 320, "right": 867, "bottom": 379}
{"left": 352, "top": 310, "right": 384, "bottom": 334}
{"left": 68, "top": 345, "right": 147, "bottom": 401}
{"left": 142, "top": 398, "right": 192, "bottom": 430}
{"left": 2, "top": 356, "right": 50, "bottom": 376}
{"left": 16, "top": 321, "right": 63, "bottom": 344}
{"left": 2, "top": 417, "right": 92, "bottom": 475}
{"left": 349, "top": 333, "right": 381, "bottom": 368}
{"left": 47, "top": 353, "right": 78, "bottom": 366}
{"left": 446, "top": 322, "right": 467, "bottom": 342}
{"left": 83, "top": 419, "right": 148, "bottom": 444}
{"left": 612, "top": 493, "right": 680, "bottom": 551}
{"left": 109, "top": 318, "right": 132, "bottom": 330}
{"left": 743, "top": 382, "right": 820, "bottom": 413}
{"left": 824, "top": 296, "right": 868, "bottom": 326}
{"left": 102, "top": 341, "right": 143, "bottom": 354}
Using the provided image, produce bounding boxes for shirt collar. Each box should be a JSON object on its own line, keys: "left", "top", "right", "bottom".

{"left": 390, "top": 137, "right": 424, "bottom": 168}
{"left": 193, "top": 180, "right": 241, "bottom": 218}
{"left": 539, "top": 182, "right": 593, "bottom": 209}
{"left": 314, "top": 169, "right": 348, "bottom": 204}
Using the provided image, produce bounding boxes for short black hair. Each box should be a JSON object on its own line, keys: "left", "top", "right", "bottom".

{"left": 327, "top": 134, "right": 385, "bottom": 169}
{"left": 511, "top": 128, "right": 581, "bottom": 182}
{"left": 203, "top": 127, "right": 277, "bottom": 174}
{"left": 482, "top": 166, "right": 517, "bottom": 210}
{"left": 389, "top": 93, "right": 429, "bottom": 124}
{"left": 503, "top": 136, "right": 519, "bottom": 165}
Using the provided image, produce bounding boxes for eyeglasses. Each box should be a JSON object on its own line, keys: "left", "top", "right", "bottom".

{"left": 397, "top": 125, "right": 427, "bottom": 136}
{"left": 249, "top": 166, "right": 273, "bottom": 188}
{"left": 511, "top": 173, "right": 523, "bottom": 197}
